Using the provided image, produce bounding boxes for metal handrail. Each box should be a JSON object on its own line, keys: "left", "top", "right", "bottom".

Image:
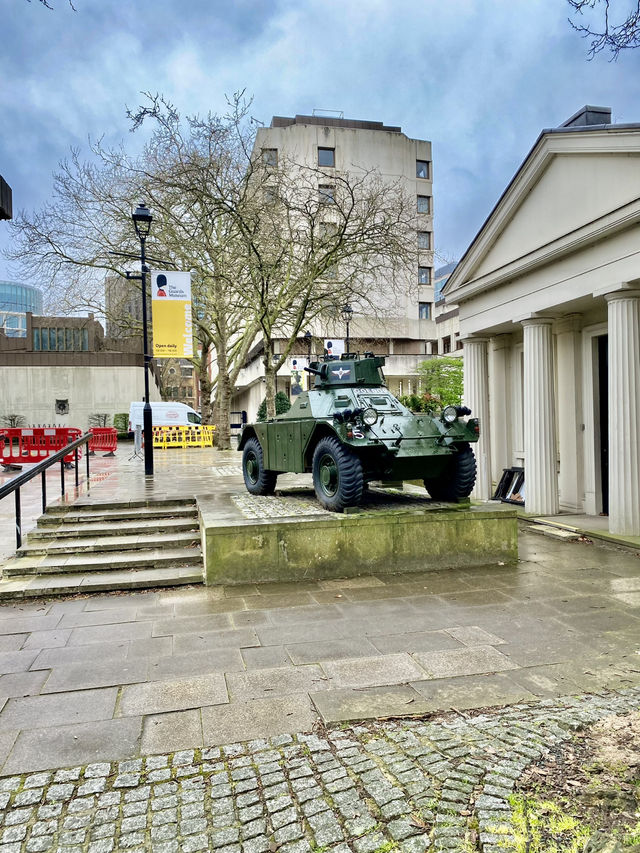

{"left": 0, "top": 432, "right": 92, "bottom": 550}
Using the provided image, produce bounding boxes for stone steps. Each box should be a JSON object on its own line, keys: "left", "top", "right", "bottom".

{"left": 38, "top": 504, "right": 197, "bottom": 526}
{"left": 16, "top": 530, "right": 200, "bottom": 557}
{"left": 27, "top": 517, "right": 198, "bottom": 539}
{"left": 0, "top": 498, "right": 204, "bottom": 596}
{"left": 0, "top": 565, "right": 203, "bottom": 600}
{"left": 4, "top": 547, "right": 202, "bottom": 577}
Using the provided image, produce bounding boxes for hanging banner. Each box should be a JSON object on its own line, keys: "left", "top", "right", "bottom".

{"left": 151, "top": 271, "right": 193, "bottom": 358}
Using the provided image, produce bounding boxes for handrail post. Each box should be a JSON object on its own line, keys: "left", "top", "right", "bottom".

{"left": 86, "top": 445, "right": 90, "bottom": 482}
{"left": 74, "top": 448, "right": 79, "bottom": 488}
{"left": 41, "top": 470, "right": 46, "bottom": 514}
{"left": 60, "top": 458, "right": 65, "bottom": 497}
{"left": 15, "top": 488, "right": 21, "bottom": 549}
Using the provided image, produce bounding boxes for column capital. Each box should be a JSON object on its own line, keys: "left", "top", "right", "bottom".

{"left": 604, "top": 286, "right": 640, "bottom": 304}
{"left": 594, "top": 281, "right": 640, "bottom": 300}
{"left": 554, "top": 313, "right": 583, "bottom": 334}
{"left": 519, "top": 316, "right": 555, "bottom": 328}
{"left": 460, "top": 335, "right": 490, "bottom": 346}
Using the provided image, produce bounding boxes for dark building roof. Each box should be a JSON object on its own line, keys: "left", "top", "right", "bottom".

{"left": 270, "top": 115, "right": 402, "bottom": 133}
{"left": 0, "top": 176, "right": 12, "bottom": 220}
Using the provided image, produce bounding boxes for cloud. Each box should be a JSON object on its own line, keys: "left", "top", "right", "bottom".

{"left": 1, "top": 0, "right": 639, "bottom": 275}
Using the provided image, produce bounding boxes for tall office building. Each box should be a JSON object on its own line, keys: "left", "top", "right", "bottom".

{"left": 232, "top": 113, "right": 436, "bottom": 420}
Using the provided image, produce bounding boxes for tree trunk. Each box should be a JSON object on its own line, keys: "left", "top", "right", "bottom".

{"left": 197, "top": 343, "right": 214, "bottom": 425}
{"left": 213, "top": 362, "right": 233, "bottom": 450}
{"left": 263, "top": 349, "right": 277, "bottom": 420}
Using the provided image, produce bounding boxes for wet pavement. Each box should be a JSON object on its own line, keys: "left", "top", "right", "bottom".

{"left": 0, "top": 445, "right": 638, "bottom": 849}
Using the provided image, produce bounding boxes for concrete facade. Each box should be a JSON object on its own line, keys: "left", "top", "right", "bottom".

{"left": 444, "top": 106, "right": 640, "bottom": 534}
{"left": 232, "top": 114, "right": 436, "bottom": 421}
{"left": 0, "top": 313, "right": 161, "bottom": 429}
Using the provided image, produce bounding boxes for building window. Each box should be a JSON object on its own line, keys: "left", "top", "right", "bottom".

{"left": 55, "top": 399, "right": 69, "bottom": 415}
{"left": 33, "top": 328, "right": 40, "bottom": 351}
{"left": 417, "top": 195, "right": 431, "bottom": 214}
{"left": 417, "top": 231, "right": 431, "bottom": 250}
{"left": 418, "top": 302, "right": 431, "bottom": 320}
{"left": 318, "top": 184, "right": 336, "bottom": 204}
{"left": 318, "top": 147, "right": 335, "bottom": 167}
{"left": 264, "top": 185, "right": 278, "bottom": 204}
{"left": 456, "top": 335, "right": 463, "bottom": 350}
{"left": 442, "top": 336, "right": 451, "bottom": 354}
{"left": 416, "top": 160, "right": 430, "bottom": 179}
{"left": 181, "top": 367, "right": 193, "bottom": 377}
{"left": 418, "top": 266, "right": 432, "bottom": 285}
{"left": 262, "top": 148, "right": 278, "bottom": 167}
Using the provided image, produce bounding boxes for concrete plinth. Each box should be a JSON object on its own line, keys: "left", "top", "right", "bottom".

{"left": 199, "top": 489, "right": 517, "bottom": 585}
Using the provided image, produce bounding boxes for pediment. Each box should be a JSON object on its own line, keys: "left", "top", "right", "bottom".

{"left": 446, "top": 129, "right": 640, "bottom": 300}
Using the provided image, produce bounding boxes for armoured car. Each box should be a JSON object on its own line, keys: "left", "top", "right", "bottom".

{"left": 238, "top": 353, "right": 479, "bottom": 511}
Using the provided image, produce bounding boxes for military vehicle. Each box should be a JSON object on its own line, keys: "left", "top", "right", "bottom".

{"left": 238, "top": 353, "right": 479, "bottom": 512}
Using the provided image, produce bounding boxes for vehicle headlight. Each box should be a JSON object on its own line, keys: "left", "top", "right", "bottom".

{"left": 362, "top": 407, "right": 378, "bottom": 426}
{"left": 442, "top": 406, "right": 458, "bottom": 425}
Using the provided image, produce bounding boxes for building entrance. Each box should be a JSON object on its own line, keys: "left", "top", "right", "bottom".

{"left": 597, "top": 334, "right": 609, "bottom": 515}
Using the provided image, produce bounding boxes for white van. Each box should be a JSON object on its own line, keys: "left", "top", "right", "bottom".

{"left": 128, "top": 402, "right": 202, "bottom": 432}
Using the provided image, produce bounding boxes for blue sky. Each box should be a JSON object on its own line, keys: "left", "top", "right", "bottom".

{"left": 1, "top": 0, "right": 639, "bottom": 281}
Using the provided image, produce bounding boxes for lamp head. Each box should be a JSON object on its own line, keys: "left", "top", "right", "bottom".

{"left": 132, "top": 203, "right": 153, "bottom": 239}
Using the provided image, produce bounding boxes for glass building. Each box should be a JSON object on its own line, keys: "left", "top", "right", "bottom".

{"left": 0, "top": 281, "right": 43, "bottom": 337}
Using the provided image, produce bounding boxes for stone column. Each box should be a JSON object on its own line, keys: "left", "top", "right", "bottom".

{"left": 522, "top": 318, "right": 559, "bottom": 515}
{"left": 489, "top": 335, "right": 512, "bottom": 484}
{"left": 463, "top": 337, "right": 492, "bottom": 500}
{"left": 555, "top": 315, "right": 583, "bottom": 511}
{"left": 606, "top": 290, "right": 640, "bottom": 535}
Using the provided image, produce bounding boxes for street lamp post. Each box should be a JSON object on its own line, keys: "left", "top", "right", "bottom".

{"left": 131, "top": 203, "right": 154, "bottom": 476}
{"left": 341, "top": 303, "right": 354, "bottom": 355}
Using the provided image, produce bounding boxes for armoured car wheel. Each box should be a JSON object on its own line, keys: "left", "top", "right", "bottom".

{"left": 312, "top": 436, "right": 364, "bottom": 512}
{"left": 424, "top": 443, "right": 476, "bottom": 501}
{"left": 242, "top": 437, "right": 277, "bottom": 496}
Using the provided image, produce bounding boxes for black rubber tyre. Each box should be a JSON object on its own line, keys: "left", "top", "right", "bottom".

{"left": 242, "top": 437, "right": 277, "bottom": 496}
{"left": 424, "top": 443, "right": 477, "bottom": 501}
{"left": 312, "top": 436, "right": 364, "bottom": 512}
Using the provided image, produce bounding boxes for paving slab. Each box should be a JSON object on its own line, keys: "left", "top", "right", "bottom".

{"left": 412, "top": 644, "right": 520, "bottom": 678}
{"left": 201, "top": 694, "right": 317, "bottom": 745}
{"left": 368, "top": 629, "right": 464, "bottom": 654}
{"left": 67, "top": 621, "right": 152, "bottom": 646}
{"left": 410, "top": 672, "right": 537, "bottom": 710}
{"left": 0, "top": 670, "right": 49, "bottom": 698}
{"left": 0, "top": 649, "right": 39, "bottom": 675}
{"left": 41, "top": 659, "right": 149, "bottom": 693}
{"left": 322, "top": 653, "right": 427, "bottom": 689}
{"left": 148, "top": 649, "right": 244, "bottom": 680}
{"left": 226, "top": 664, "right": 331, "bottom": 701}
{"left": 172, "top": 627, "right": 259, "bottom": 655}
{"left": 240, "top": 645, "right": 293, "bottom": 670}
{"left": 2, "top": 716, "right": 143, "bottom": 774}
{"left": 0, "top": 688, "right": 118, "bottom": 729}
{"left": 117, "top": 674, "right": 228, "bottom": 717}
{"left": 285, "top": 638, "right": 380, "bottom": 664}
{"left": 310, "top": 685, "right": 434, "bottom": 723}
{"left": 29, "top": 641, "right": 129, "bottom": 670}
{"left": 141, "top": 709, "right": 203, "bottom": 754}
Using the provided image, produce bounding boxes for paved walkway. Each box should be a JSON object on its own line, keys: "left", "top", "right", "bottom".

{"left": 0, "top": 445, "right": 639, "bottom": 849}
{"left": 0, "top": 689, "right": 637, "bottom": 852}
{"left": 0, "top": 528, "right": 637, "bottom": 776}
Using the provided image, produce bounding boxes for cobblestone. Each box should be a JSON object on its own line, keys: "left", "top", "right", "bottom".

{"left": 0, "top": 689, "right": 637, "bottom": 850}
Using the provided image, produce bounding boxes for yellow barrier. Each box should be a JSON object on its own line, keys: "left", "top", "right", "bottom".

{"left": 152, "top": 425, "right": 216, "bottom": 449}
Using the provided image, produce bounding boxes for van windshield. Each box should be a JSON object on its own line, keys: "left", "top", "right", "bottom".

{"left": 188, "top": 412, "right": 201, "bottom": 424}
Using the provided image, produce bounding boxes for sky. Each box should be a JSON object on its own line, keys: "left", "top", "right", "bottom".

{"left": 1, "top": 0, "right": 640, "bottom": 284}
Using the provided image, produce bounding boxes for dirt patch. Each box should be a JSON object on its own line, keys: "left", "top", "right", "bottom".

{"left": 512, "top": 711, "right": 640, "bottom": 851}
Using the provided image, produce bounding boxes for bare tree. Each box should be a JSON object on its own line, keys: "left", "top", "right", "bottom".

{"left": 568, "top": 0, "right": 640, "bottom": 58}
{"left": 7, "top": 92, "right": 418, "bottom": 441}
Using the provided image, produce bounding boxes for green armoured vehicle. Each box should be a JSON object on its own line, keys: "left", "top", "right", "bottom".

{"left": 238, "top": 353, "right": 479, "bottom": 512}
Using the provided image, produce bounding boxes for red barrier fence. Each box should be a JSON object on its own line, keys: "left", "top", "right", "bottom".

{"left": 0, "top": 427, "right": 82, "bottom": 469}
{"left": 88, "top": 427, "right": 118, "bottom": 456}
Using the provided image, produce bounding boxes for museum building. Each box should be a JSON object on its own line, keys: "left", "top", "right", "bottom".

{"left": 444, "top": 106, "right": 640, "bottom": 535}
